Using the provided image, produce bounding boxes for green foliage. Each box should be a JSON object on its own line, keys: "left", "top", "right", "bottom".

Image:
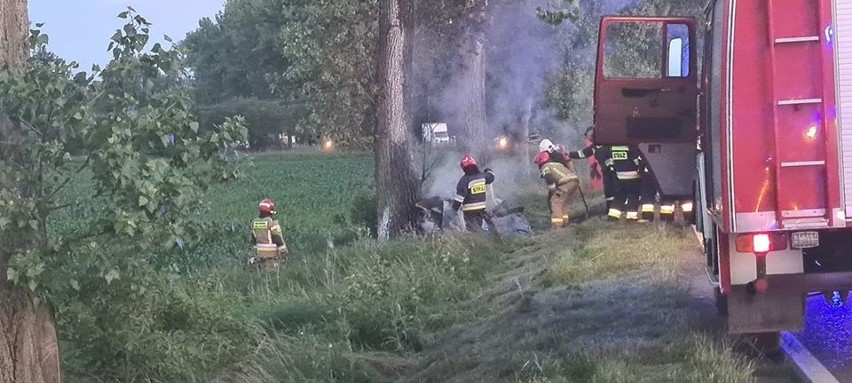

{"left": 183, "top": 0, "right": 379, "bottom": 148}
{"left": 197, "top": 97, "right": 307, "bottom": 150}
{"left": 536, "top": 1, "right": 581, "bottom": 26}
{"left": 348, "top": 192, "right": 378, "bottom": 237}
{"left": 181, "top": 1, "right": 289, "bottom": 104}
{"left": 1, "top": 8, "right": 248, "bottom": 381}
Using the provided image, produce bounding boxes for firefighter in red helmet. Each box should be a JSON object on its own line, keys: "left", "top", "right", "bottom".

{"left": 535, "top": 150, "right": 579, "bottom": 229}
{"left": 452, "top": 154, "right": 495, "bottom": 232}
{"left": 250, "top": 198, "right": 288, "bottom": 270}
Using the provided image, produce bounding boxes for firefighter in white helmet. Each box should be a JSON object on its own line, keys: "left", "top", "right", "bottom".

{"left": 534, "top": 150, "right": 579, "bottom": 229}
{"left": 538, "top": 139, "right": 576, "bottom": 173}
{"left": 250, "top": 198, "right": 288, "bottom": 269}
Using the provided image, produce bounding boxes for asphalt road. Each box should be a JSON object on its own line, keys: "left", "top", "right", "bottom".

{"left": 794, "top": 293, "right": 852, "bottom": 382}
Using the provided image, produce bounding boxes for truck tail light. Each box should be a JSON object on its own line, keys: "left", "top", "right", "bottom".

{"left": 753, "top": 234, "right": 771, "bottom": 253}
{"left": 735, "top": 233, "right": 787, "bottom": 254}
{"left": 791, "top": 231, "right": 819, "bottom": 249}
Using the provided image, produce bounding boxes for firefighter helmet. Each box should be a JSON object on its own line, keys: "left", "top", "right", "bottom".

{"left": 534, "top": 151, "right": 550, "bottom": 167}
{"left": 460, "top": 154, "right": 477, "bottom": 169}
{"left": 538, "top": 139, "right": 555, "bottom": 153}
{"left": 258, "top": 198, "right": 276, "bottom": 215}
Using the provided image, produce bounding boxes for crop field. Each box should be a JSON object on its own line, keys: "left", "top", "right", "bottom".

{"left": 200, "top": 151, "right": 376, "bottom": 257}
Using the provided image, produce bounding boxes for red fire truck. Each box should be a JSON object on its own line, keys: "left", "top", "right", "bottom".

{"left": 593, "top": 0, "right": 852, "bottom": 337}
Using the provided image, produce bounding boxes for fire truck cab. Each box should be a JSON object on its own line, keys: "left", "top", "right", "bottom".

{"left": 594, "top": 0, "right": 852, "bottom": 335}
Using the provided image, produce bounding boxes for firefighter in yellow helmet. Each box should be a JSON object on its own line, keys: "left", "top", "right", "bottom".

{"left": 250, "top": 198, "right": 288, "bottom": 270}
{"left": 535, "top": 150, "right": 579, "bottom": 229}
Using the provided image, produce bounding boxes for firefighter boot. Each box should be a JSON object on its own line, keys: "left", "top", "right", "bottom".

{"left": 607, "top": 208, "right": 622, "bottom": 222}
{"left": 640, "top": 203, "right": 655, "bottom": 223}
{"left": 660, "top": 203, "right": 676, "bottom": 222}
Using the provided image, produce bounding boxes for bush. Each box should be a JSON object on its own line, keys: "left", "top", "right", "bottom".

{"left": 60, "top": 279, "right": 255, "bottom": 382}
{"left": 198, "top": 97, "right": 307, "bottom": 150}
{"left": 348, "top": 192, "right": 378, "bottom": 237}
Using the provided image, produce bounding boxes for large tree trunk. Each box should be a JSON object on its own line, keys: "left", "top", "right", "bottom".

{"left": 375, "top": 0, "right": 420, "bottom": 240}
{"left": 1, "top": 1, "right": 62, "bottom": 382}
{"left": 0, "top": 286, "right": 61, "bottom": 383}
{"left": 0, "top": 0, "right": 28, "bottom": 67}
{"left": 459, "top": 28, "right": 487, "bottom": 158}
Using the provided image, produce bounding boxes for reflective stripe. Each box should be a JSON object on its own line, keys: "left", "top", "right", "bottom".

{"left": 252, "top": 221, "right": 269, "bottom": 230}
{"left": 454, "top": 195, "right": 465, "bottom": 203}
{"left": 462, "top": 202, "right": 487, "bottom": 211}
{"left": 660, "top": 205, "right": 675, "bottom": 214}
{"left": 562, "top": 215, "right": 570, "bottom": 223}
{"left": 469, "top": 180, "right": 487, "bottom": 194}
{"left": 608, "top": 209, "right": 622, "bottom": 218}
{"left": 625, "top": 212, "right": 639, "bottom": 220}
{"left": 551, "top": 218, "right": 564, "bottom": 224}
{"left": 641, "top": 204, "right": 655, "bottom": 212}
{"left": 681, "top": 202, "right": 694, "bottom": 212}
{"left": 616, "top": 171, "right": 640, "bottom": 179}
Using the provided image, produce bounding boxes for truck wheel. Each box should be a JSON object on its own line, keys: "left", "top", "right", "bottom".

{"left": 744, "top": 332, "right": 782, "bottom": 356}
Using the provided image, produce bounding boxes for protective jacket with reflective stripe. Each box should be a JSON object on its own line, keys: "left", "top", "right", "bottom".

{"left": 453, "top": 170, "right": 494, "bottom": 211}
{"left": 251, "top": 216, "right": 285, "bottom": 247}
{"left": 606, "top": 146, "right": 642, "bottom": 180}
{"left": 540, "top": 162, "right": 578, "bottom": 190}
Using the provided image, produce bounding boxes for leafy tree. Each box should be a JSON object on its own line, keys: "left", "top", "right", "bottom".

{"left": 198, "top": 97, "right": 306, "bottom": 150}
{"left": 182, "top": 0, "right": 289, "bottom": 104}
{"left": 0, "top": 9, "right": 247, "bottom": 380}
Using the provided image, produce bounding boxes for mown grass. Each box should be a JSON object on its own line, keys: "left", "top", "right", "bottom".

{"left": 402, "top": 221, "right": 759, "bottom": 383}
{"left": 542, "top": 221, "right": 700, "bottom": 286}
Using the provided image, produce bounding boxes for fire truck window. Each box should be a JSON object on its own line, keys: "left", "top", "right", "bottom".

{"left": 603, "top": 21, "right": 664, "bottom": 78}
{"left": 666, "top": 23, "right": 690, "bottom": 77}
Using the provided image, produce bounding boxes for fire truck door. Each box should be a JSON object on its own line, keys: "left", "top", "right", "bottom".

{"left": 593, "top": 17, "right": 698, "bottom": 146}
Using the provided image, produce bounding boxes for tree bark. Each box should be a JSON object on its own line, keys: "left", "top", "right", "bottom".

{"left": 459, "top": 1, "right": 488, "bottom": 158}
{"left": 0, "top": 1, "right": 62, "bottom": 382}
{"left": 375, "top": 0, "right": 420, "bottom": 240}
{"left": 0, "top": 0, "right": 28, "bottom": 68}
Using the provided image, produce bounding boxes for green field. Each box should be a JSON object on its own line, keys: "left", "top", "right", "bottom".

{"left": 54, "top": 151, "right": 775, "bottom": 383}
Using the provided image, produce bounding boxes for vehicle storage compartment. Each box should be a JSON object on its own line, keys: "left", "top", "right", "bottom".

{"left": 836, "top": 0, "right": 852, "bottom": 218}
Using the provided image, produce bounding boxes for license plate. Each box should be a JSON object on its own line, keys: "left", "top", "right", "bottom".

{"left": 791, "top": 231, "right": 819, "bottom": 249}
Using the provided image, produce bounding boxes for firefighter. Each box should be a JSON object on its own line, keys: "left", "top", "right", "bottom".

{"left": 606, "top": 146, "right": 644, "bottom": 222}
{"left": 567, "top": 143, "right": 617, "bottom": 212}
{"left": 534, "top": 150, "right": 579, "bottom": 229}
{"left": 250, "top": 198, "right": 288, "bottom": 270}
{"left": 538, "top": 139, "right": 576, "bottom": 174}
{"left": 452, "top": 154, "right": 495, "bottom": 233}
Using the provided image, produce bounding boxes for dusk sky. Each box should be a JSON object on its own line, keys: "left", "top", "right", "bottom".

{"left": 28, "top": 1, "right": 226, "bottom": 70}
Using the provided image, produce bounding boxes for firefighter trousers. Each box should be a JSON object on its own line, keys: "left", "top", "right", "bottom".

{"left": 550, "top": 180, "right": 579, "bottom": 229}
{"left": 602, "top": 171, "right": 617, "bottom": 212}
{"left": 639, "top": 175, "right": 657, "bottom": 222}
{"left": 609, "top": 178, "right": 640, "bottom": 221}
{"left": 464, "top": 210, "right": 488, "bottom": 233}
